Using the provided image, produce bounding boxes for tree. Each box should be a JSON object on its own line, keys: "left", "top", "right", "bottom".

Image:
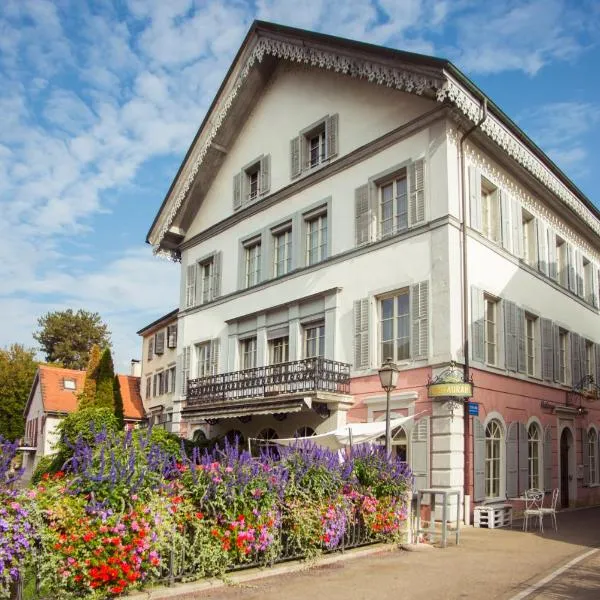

{"left": 33, "top": 309, "right": 111, "bottom": 370}
{"left": 94, "top": 348, "right": 115, "bottom": 409}
{"left": 113, "top": 374, "right": 124, "bottom": 430}
{"left": 78, "top": 344, "right": 101, "bottom": 408}
{"left": 0, "top": 345, "right": 38, "bottom": 440}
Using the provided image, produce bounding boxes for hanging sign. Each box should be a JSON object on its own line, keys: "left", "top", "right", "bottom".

{"left": 427, "top": 382, "right": 473, "bottom": 398}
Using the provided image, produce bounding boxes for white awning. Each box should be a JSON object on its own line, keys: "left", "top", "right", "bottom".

{"left": 271, "top": 414, "right": 418, "bottom": 450}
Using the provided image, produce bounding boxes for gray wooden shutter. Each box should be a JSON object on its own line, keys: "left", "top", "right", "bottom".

{"left": 290, "top": 136, "right": 301, "bottom": 178}
{"left": 468, "top": 166, "right": 482, "bottom": 231}
{"left": 506, "top": 421, "right": 519, "bottom": 499}
{"left": 576, "top": 251, "right": 585, "bottom": 298}
{"left": 504, "top": 300, "right": 518, "bottom": 372}
{"left": 186, "top": 264, "right": 196, "bottom": 308}
{"left": 411, "top": 417, "right": 429, "bottom": 492}
{"left": 167, "top": 324, "right": 178, "bottom": 349}
{"left": 260, "top": 154, "right": 271, "bottom": 195}
{"left": 547, "top": 229, "right": 557, "bottom": 280}
{"left": 595, "top": 343, "right": 600, "bottom": 387}
{"left": 411, "top": 281, "right": 429, "bottom": 359}
{"left": 181, "top": 346, "right": 191, "bottom": 395}
{"left": 541, "top": 318, "right": 554, "bottom": 381}
{"left": 474, "top": 418, "right": 486, "bottom": 502}
{"left": 353, "top": 298, "right": 369, "bottom": 369}
{"left": 325, "top": 113, "right": 338, "bottom": 158}
{"left": 500, "top": 190, "right": 512, "bottom": 252}
{"left": 511, "top": 197, "right": 524, "bottom": 259}
{"left": 518, "top": 422, "right": 529, "bottom": 494}
{"left": 517, "top": 307, "right": 527, "bottom": 374}
{"left": 567, "top": 244, "right": 577, "bottom": 293}
{"left": 148, "top": 337, "right": 154, "bottom": 360}
{"left": 537, "top": 221, "right": 548, "bottom": 275}
{"left": 582, "top": 428, "right": 589, "bottom": 487}
{"left": 571, "top": 332, "right": 581, "bottom": 387}
{"left": 591, "top": 266, "right": 599, "bottom": 308}
{"left": 544, "top": 425, "right": 553, "bottom": 492}
{"left": 210, "top": 338, "right": 220, "bottom": 376}
{"left": 471, "top": 286, "right": 485, "bottom": 362}
{"left": 553, "top": 324, "right": 561, "bottom": 382}
{"left": 155, "top": 331, "right": 165, "bottom": 355}
{"left": 212, "top": 251, "right": 222, "bottom": 299}
{"left": 355, "top": 184, "right": 371, "bottom": 246}
{"left": 408, "top": 158, "right": 425, "bottom": 226}
{"left": 233, "top": 173, "right": 242, "bottom": 210}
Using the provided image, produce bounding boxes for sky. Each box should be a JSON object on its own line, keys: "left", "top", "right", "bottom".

{"left": 1, "top": 0, "right": 599, "bottom": 372}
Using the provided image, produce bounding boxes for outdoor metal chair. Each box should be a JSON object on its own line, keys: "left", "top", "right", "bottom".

{"left": 540, "top": 488, "right": 559, "bottom": 532}
{"left": 523, "top": 488, "right": 545, "bottom": 534}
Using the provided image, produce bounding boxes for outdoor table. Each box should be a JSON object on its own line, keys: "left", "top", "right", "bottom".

{"left": 415, "top": 487, "right": 461, "bottom": 548}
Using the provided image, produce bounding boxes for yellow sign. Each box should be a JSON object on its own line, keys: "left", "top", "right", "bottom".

{"left": 428, "top": 382, "right": 473, "bottom": 398}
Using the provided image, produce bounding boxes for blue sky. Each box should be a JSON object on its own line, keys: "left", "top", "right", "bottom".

{"left": 1, "top": 0, "right": 599, "bottom": 371}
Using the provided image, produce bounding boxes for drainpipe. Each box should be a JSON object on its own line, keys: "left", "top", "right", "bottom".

{"left": 459, "top": 98, "right": 488, "bottom": 510}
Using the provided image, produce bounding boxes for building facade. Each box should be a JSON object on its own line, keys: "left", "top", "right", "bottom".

{"left": 146, "top": 22, "right": 600, "bottom": 516}
{"left": 137, "top": 309, "right": 179, "bottom": 431}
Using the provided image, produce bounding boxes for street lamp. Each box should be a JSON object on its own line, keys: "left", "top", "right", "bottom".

{"left": 378, "top": 357, "right": 399, "bottom": 456}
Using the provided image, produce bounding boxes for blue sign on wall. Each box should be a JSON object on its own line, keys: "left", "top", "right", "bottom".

{"left": 468, "top": 402, "right": 479, "bottom": 416}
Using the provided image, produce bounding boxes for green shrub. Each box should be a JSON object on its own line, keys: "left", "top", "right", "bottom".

{"left": 32, "top": 454, "right": 62, "bottom": 484}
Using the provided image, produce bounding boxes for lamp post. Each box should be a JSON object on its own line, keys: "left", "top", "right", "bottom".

{"left": 378, "top": 357, "right": 399, "bottom": 456}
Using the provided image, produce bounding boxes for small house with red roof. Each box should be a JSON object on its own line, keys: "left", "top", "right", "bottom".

{"left": 20, "top": 364, "right": 145, "bottom": 481}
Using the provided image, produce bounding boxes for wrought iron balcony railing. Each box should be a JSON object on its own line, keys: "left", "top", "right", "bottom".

{"left": 187, "top": 357, "right": 351, "bottom": 405}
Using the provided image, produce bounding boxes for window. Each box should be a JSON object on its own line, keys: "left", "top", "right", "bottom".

{"left": 199, "top": 258, "right": 214, "bottom": 304}
{"left": 244, "top": 239, "right": 261, "bottom": 288}
{"left": 168, "top": 366, "right": 176, "bottom": 393}
{"left": 241, "top": 337, "right": 257, "bottom": 370}
{"left": 308, "top": 126, "right": 326, "bottom": 168}
{"left": 181, "top": 347, "right": 190, "bottom": 395}
{"left": 522, "top": 211, "right": 536, "bottom": 266}
{"left": 589, "top": 429, "right": 598, "bottom": 485}
{"left": 167, "top": 324, "right": 177, "bottom": 349}
{"left": 273, "top": 227, "right": 292, "bottom": 277}
{"left": 584, "top": 258, "right": 593, "bottom": 302}
{"left": 269, "top": 336, "right": 289, "bottom": 364}
{"left": 195, "top": 342, "right": 212, "bottom": 378}
{"left": 247, "top": 165, "right": 260, "bottom": 201}
{"left": 528, "top": 423, "right": 541, "bottom": 490}
{"left": 304, "top": 323, "right": 325, "bottom": 358}
{"left": 379, "top": 174, "right": 408, "bottom": 238}
{"left": 556, "top": 237, "right": 567, "bottom": 287}
{"left": 484, "top": 296, "right": 498, "bottom": 366}
{"left": 558, "top": 329, "right": 568, "bottom": 384}
{"left": 526, "top": 314, "right": 536, "bottom": 377}
{"left": 485, "top": 420, "right": 503, "bottom": 499}
{"left": 233, "top": 155, "right": 270, "bottom": 210}
{"left": 148, "top": 337, "right": 154, "bottom": 361}
{"left": 380, "top": 291, "right": 410, "bottom": 363}
{"left": 63, "top": 378, "right": 76, "bottom": 390}
{"left": 294, "top": 427, "right": 316, "bottom": 438}
{"left": 586, "top": 341, "right": 595, "bottom": 387}
{"left": 306, "top": 212, "right": 327, "bottom": 265}
{"left": 145, "top": 376, "right": 151, "bottom": 400}
{"left": 290, "top": 115, "right": 338, "bottom": 179}
{"left": 481, "top": 180, "right": 500, "bottom": 243}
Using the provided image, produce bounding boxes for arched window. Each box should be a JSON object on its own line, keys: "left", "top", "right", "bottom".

{"left": 528, "top": 423, "right": 541, "bottom": 489}
{"left": 224, "top": 429, "right": 245, "bottom": 447}
{"left": 588, "top": 429, "right": 598, "bottom": 485}
{"left": 192, "top": 429, "right": 207, "bottom": 443}
{"left": 485, "top": 420, "right": 503, "bottom": 499}
{"left": 293, "top": 427, "right": 315, "bottom": 438}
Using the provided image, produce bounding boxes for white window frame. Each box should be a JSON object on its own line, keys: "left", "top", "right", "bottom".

{"left": 244, "top": 238, "right": 262, "bottom": 288}
{"left": 305, "top": 212, "right": 328, "bottom": 266}
{"left": 485, "top": 419, "right": 504, "bottom": 500}
{"left": 307, "top": 126, "right": 326, "bottom": 169}
{"left": 528, "top": 422, "right": 542, "bottom": 490}
{"left": 588, "top": 428, "right": 598, "bottom": 485}
{"left": 484, "top": 295, "right": 499, "bottom": 366}
{"left": 522, "top": 210, "right": 536, "bottom": 266}
{"left": 195, "top": 342, "right": 212, "bottom": 379}
{"left": 526, "top": 314, "right": 536, "bottom": 377}
{"left": 241, "top": 337, "right": 257, "bottom": 370}
{"left": 273, "top": 228, "right": 292, "bottom": 277}
{"left": 379, "top": 289, "right": 410, "bottom": 363}
{"left": 557, "top": 237, "right": 567, "bottom": 287}
{"left": 145, "top": 376, "right": 151, "bottom": 400}
{"left": 378, "top": 173, "right": 408, "bottom": 238}
{"left": 481, "top": 179, "right": 500, "bottom": 244}
{"left": 558, "top": 329, "right": 568, "bottom": 384}
{"left": 199, "top": 258, "right": 214, "bottom": 305}
{"left": 269, "top": 336, "right": 289, "bottom": 365}
{"left": 304, "top": 322, "right": 325, "bottom": 358}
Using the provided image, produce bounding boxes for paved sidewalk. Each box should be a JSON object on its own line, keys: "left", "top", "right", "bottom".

{"left": 192, "top": 507, "right": 600, "bottom": 600}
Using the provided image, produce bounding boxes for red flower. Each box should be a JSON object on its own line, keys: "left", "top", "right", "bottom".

{"left": 196, "top": 512, "right": 204, "bottom": 520}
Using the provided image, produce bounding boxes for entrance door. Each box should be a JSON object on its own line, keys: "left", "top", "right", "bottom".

{"left": 560, "top": 429, "right": 570, "bottom": 508}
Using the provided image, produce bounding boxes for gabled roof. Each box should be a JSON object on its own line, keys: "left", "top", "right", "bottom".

{"left": 136, "top": 308, "right": 178, "bottom": 336}
{"left": 24, "top": 365, "right": 145, "bottom": 421}
{"left": 147, "top": 20, "right": 600, "bottom": 257}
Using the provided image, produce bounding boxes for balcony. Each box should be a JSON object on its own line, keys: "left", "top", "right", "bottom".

{"left": 185, "top": 357, "right": 351, "bottom": 419}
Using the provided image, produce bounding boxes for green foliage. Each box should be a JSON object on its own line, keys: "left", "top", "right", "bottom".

{"left": 78, "top": 344, "right": 101, "bottom": 408}
{"left": 113, "top": 375, "right": 124, "bottom": 429}
{"left": 0, "top": 344, "right": 38, "bottom": 440}
{"left": 139, "top": 427, "right": 182, "bottom": 458}
{"left": 94, "top": 348, "right": 115, "bottom": 409}
{"left": 31, "top": 455, "right": 63, "bottom": 484}
{"left": 55, "top": 407, "right": 119, "bottom": 454}
{"left": 33, "top": 309, "right": 111, "bottom": 370}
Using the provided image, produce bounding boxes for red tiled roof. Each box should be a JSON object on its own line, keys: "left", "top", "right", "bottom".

{"left": 35, "top": 365, "right": 144, "bottom": 421}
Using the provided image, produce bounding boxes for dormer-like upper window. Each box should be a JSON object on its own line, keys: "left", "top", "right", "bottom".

{"left": 63, "top": 379, "right": 76, "bottom": 390}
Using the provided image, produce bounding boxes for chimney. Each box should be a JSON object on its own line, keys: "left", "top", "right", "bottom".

{"left": 130, "top": 359, "right": 141, "bottom": 377}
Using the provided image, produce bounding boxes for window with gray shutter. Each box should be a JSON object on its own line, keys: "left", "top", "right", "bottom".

{"left": 260, "top": 154, "right": 271, "bottom": 195}
{"left": 582, "top": 428, "right": 589, "bottom": 487}
{"left": 212, "top": 251, "right": 222, "bottom": 299}
{"left": 537, "top": 221, "right": 548, "bottom": 275}
{"left": 290, "top": 137, "right": 301, "bottom": 178}
{"left": 167, "top": 324, "right": 178, "bottom": 349}
{"left": 411, "top": 417, "right": 429, "bottom": 492}
{"left": 500, "top": 190, "right": 511, "bottom": 252}
{"left": 541, "top": 318, "right": 554, "bottom": 381}
{"left": 471, "top": 286, "right": 485, "bottom": 362}
{"left": 506, "top": 422, "right": 519, "bottom": 499}
{"left": 233, "top": 173, "right": 242, "bottom": 210}
{"left": 547, "top": 229, "right": 557, "bottom": 280}
{"left": 544, "top": 425, "right": 553, "bottom": 491}
{"left": 354, "top": 184, "right": 371, "bottom": 246}
{"left": 155, "top": 331, "right": 165, "bottom": 355}
{"left": 576, "top": 250, "right": 585, "bottom": 298}
{"left": 571, "top": 332, "right": 582, "bottom": 387}
{"left": 210, "top": 338, "right": 220, "bottom": 376}
{"left": 408, "top": 159, "right": 425, "bottom": 226}
{"left": 553, "top": 324, "right": 561, "bottom": 382}
{"left": 592, "top": 267, "right": 599, "bottom": 308}
{"left": 517, "top": 307, "right": 527, "bottom": 374}
{"left": 325, "top": 113, "right": 338, "bottom": 159}
{"left": 186, "top": 264, "right": 197, "bottom": 308}
{"left": 473, "top": 418, "right": 486, "bottom": 502}
{"left": 511, "top": 197, "right": 524, "bottom": 259}
{"left": 148, "top": 337, "right": 154, "bottom": 361}
{"left": 504, "top": 300, "right": 518, "bottom": 372}
{"left": 411, "top": 281, "right": 429, "bottom": 359}
{"left": 181, "top": 346, "right": 190, "bottom": 395}
{"left": 567, "top": 244, "right": 577, "bottom": 293}
{"left": 353, "top": 298, "right": 369, "bottom": 370}
{"left": 518, "top": 422, "right": 529, "bottom": 495}
{"left": 468, "top": 166, "right": 482, "bottom": 231}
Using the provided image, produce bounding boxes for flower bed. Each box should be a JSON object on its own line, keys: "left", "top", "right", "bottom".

{"left": 0, "top": 431, "right": 412, "bottom": 599}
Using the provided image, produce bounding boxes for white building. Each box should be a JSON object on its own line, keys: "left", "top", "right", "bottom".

{"left": 146, "top": 22, "right": 600, "bottom": 515}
